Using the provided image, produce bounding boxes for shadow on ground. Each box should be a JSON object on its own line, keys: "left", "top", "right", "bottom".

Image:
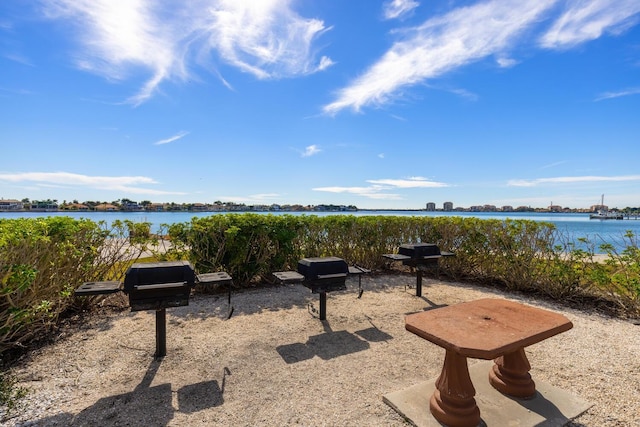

{"left": 28, "top": 361, "right": 230, "bottom": 426}
{"left": 276, "top": 318, "right": 393, "bottom": 364}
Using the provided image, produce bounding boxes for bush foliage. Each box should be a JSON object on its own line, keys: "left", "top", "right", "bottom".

{"left": 0, "top": 218, "right": 149, "bottom": 357}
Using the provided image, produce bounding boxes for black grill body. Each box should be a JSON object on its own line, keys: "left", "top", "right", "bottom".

{"left": 383, "top": 243, "right": 454, "bottom": 297}
{"left": 398, "top": 244, "right": 441, "bottom": 268}
{"left": 297, "top": 257, "right": 348, "bottom": 293}
{"left": 124, "top": 261, "right": 196, "bottom": 311}
{"left": 398, "top": 243, "right": 441, "bottom": 258}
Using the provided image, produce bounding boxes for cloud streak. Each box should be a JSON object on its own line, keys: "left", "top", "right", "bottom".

{"left": 314, "top": 176, "right": 448, "bottom": 199}
{"left": 0, "top": 171, "right": 185, "bottom": 195}
{"left": 204, "top": 0, "right": 334, "bottom": 79}
{"left": 154, "top": 131, "right": 189, "bottom": 145}
{"left": 383, "top": 0, "right": 419, "bottom": 20}
{"left": 594, "top": 87, "right": 640, "bottom": 101}
{"left": 39, "top": 0, "right": 333, "bottom": 104}
{"left": 323, "top": 1, "right": 556, "bottom": 114}
{"left": 313, "top": 185, "right": 403, "bottom": 200}
{"left": 218, "top": 193, "right": 282, "bottom": 204}
{"left": 367, "top": 177, "right": 448, "bottom": 188}
{"left": 539, "top": 0, "right": 640, "bottom": 49}
{"left": 324, "top": 0, "right": 640, "bottom": 114}
{"left": 301, "top": 144, "right": 321, "bottom": 157}
{"left": 508, "top": 175, "right": 640, "bottom": 187}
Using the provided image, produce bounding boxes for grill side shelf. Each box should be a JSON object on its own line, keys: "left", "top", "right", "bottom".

{"left": 75, "top": 281, "right": 122, "bottom": 296}
{"left": 197, "top": 272, "right": 233, "bottom": 286}
{"left": 382, "top": 253, "right": 411, "bottom": 261}
{"left": 272, "top": 271, "right": 305, "bottom": 284}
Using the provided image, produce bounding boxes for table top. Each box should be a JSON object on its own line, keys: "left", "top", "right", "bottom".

{"left": 405, "top": 298, "right": 573, "bottom": 359}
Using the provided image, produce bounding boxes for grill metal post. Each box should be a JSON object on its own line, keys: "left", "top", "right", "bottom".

{"left": 319, "top": 292, "right": 327, "bottom": 320}
{"left": 156, "top": 308, "right": 167, "bottom": 358}
{"left": 416, "top": 270, "right": 423, "bottom": 297}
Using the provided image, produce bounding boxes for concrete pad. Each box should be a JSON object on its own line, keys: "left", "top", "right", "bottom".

{"left": 383, "top": 361, "right": 592, "bottom": 427}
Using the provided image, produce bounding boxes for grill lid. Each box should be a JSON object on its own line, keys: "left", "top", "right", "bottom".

{"left": 123, "top": 261, "right": 196, "bottom": 291}
{"left": 398, "top": 243, "right": 440, "bottom": 258}
{"left": 297, "top": 256, "right": 348, "bottom": 280}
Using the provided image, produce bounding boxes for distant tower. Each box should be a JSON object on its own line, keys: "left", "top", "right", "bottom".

{"left": 443, "top": 201, "right": 453, "bottom": 211}
{"left": 426, "top": 202, "right": 436, "bottom": 211}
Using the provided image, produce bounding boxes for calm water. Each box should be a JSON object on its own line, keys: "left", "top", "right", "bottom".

{"left": 2, "top": 210, "right": 639, "bottom": 253}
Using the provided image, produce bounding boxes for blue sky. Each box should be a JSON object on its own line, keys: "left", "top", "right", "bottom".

{"left": 1, "top": 0, "right": 639, "bottom": 210}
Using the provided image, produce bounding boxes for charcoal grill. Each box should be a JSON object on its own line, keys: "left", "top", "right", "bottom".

{"left": 273, "top": 257, "right": 369, "bottom": 320}
{"left": 382, "top": 243, "right": 454, "bottom": 297}
{"left": 75, "top": 261, "right": 232, "bottom": 358}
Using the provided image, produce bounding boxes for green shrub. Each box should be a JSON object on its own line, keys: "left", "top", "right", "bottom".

{"left": 0, "top": 217, "right": 150, "bottom": 356}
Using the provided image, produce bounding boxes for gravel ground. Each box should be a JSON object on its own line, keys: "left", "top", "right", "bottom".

{"left": 2, "top": 273, "right": 639, "bottom": 426}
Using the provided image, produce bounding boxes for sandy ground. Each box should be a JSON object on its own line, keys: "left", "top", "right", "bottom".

{"left": 3, "top": 273, "right": 640, "bottom": 426}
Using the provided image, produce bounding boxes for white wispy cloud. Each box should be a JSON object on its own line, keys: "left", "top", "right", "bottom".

{"left": 301, "top": 144, "right": 321, "bottom": 157}
{"left": 41, "top": 0, "right": 176, "bottom": 106}
{"left": 4, "top": 53, "right": 34, "bottom": 67}
{"left": 367, "top": 177, "right": 448, "bottom": 188}
{"left": 594, "top": 87, "right": 640, "bottom": 101}
{"left": 383, "top": 0, "right": 419, "bottom": 20}
{"left": 323, "top": 1, "right": 555, "bottom": 114}
{"left": 39, "top": 0, "right": 333, "bottom": 104}
{"left": 154, "top": 131, "right": 189, "bottom": 145}
{"left": 508, "top": 175, "right": 640, "bottom": 187}
{"left": 324, "top": 0, "right": 640, "bottom": 115}
{"left": 539, "top": 0, "right": 640, "bottom": 49}
{"left": 218, "top": 193, "right": 281, "bottom": 203}
{"left": 314, "top": 176, "right": 448, "bottom": 199}
{"left": 540, "top": 160, "right": 568, "bottom": 169}
{"left": 205, "top": 1, "right": 334, "bottom": 79}
{"left": 0, "top": 171, "right": 185, "bottom": 195}
{"left": 0, "top": 87, "right": 34, "bottom": 96}
{"left": 496, "top": 57, "right": 518, "bottom": 68}
{"left": 313, "top": 185, "right": 403, "bottom": 200}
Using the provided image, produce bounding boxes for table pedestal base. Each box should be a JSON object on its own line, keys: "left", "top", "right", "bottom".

{"left": 430, "top": 351, "right": 481, "bottom": 427}
{"left": 489, "top": 348, "right": 536, "bottom": 398}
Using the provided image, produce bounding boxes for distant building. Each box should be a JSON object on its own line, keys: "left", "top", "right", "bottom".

{"left": 501, "top": 205, "right": 513, "bottom": 212}
{"left": 0, "top": 199, "right": 23, "bottom": 211}
{"left": 121, "top": 202, "right": 143, "bottom": 211}
{"left": 443, "top": 202, "right": 453, "bottom": 211}
{"left": 31, "top": 200, "right": 58, "bottom": 211}
{"left": 95, "top": 203, "right": 118, "bottom": 211}
{"left": 426, "top": 202, "right": 436, "bottom": 211}
{"left": 192, "top": 203, "right": 208, "bottom": 211}
{"left": 64, "top": 203, "right": 89, "bottom": 211}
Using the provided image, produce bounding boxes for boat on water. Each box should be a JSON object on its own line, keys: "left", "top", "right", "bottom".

{"left": 589, "top": 211, "right": 624, "bottom": 220}
{"left": 589, "top": 194, "right": 624, "bottom": 220}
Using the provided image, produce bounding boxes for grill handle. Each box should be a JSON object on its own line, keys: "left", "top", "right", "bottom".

{"left": 316, "top": 273, "right": 348, "bottom": 280}
{"left": 133, "top": 281, "right": 188, "bottom": 291}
